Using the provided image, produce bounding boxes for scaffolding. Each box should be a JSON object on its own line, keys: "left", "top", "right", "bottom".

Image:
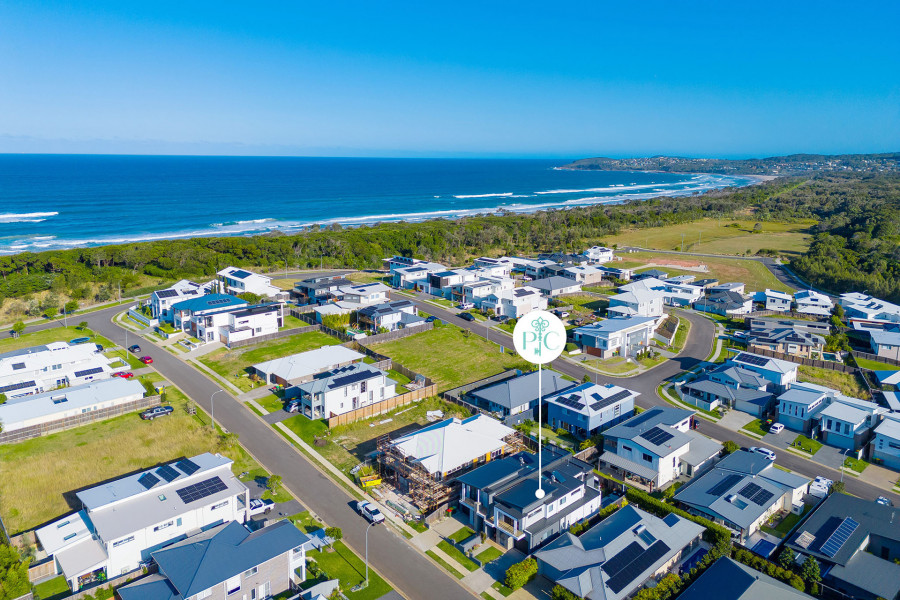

{"left": 375, "top": 428, "right": 527, "bottom": 512}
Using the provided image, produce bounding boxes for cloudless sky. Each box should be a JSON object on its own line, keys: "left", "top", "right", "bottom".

{"left": 1, "top": 1, "right": 898, "bottom": 158}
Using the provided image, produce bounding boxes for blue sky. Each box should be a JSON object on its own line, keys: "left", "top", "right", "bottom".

{"left": 1, "top": 1, "right": 898, "bottom": 158}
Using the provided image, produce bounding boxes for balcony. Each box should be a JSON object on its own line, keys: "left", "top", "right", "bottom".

{"left": 496, "top": 519, "right": 524, "bottom": 539}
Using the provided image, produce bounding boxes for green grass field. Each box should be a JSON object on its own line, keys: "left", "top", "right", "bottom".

{"left": 280, "top": 314, "right": 308, "bottom": 330}
{"left": 427, "top": 550, "right": 464, "bottom": 579}
{"left": 449, "top": 525, "right": 476, "bottom": 543}
{"left": 583, "top": 356, "right": 639, "bottom": 375}
{"left": 623, "top": 251, "right": 793, "bottom": 293}
{"left": 437, "top": 539, "right": 479, "bottom": 571}
{"left": 0, "top": 402, "right": 260, "bottom": 534}
{"left": 475, "top": 546, "right": 504, "bottom": 564}
{"left": 607, "top": 219, "right": 814, "bottom": 257}
{"left": 0, "top": 325, "right": 113, "bottom": 354}
{"left": 32, "top": 575, "right": 69, "bottom": 600}
{"left": 255, "top": 393, "right": 286, "bottom": 414}
{"left": 369, "top": 325, "right": 529, "bottom": 391}
{"left": 741, "top": 419, "right": 769, "bottom": 437}
{"left": 305, "top": 541, "right": 393, "bottom": 600}
{"left": 669, "top": 315, "right": 691, "bottom": 353}
{"left": 346, "top": 271, "right": 390, "bottom": 285}
{"left": 844, "top": 456, "right": 869, "bottom": 473}
{"left": 799, "top": 366, "right": 869, "bottom": 399}
{"left": 791, "top": 435, "right": 823, "bottom": 455}
{"left": 200, "top": 330, "right": 341, "bottom": 391}
{"left": 854, "top": 356, "right": 899, "bottom": 371}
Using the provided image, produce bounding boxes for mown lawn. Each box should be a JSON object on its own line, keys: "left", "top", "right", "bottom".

{"left": 305, "top": 541, "right": 393, "bottom": 600}
{"left": 280, "top": 314, "right": 307, "bottom": 330}
{"left": 475, "top": 546, "right": 504, "bottom": 564}
{"left": 0, "top": 402, "right": 261, "bottom": 534}
{"left": 200, "top": 330, "right": 341, "bottom": 391}
{"left": 369, "top": 324, "right": 529, "bottom": 391}
{"left": 669, "top": 315, "right": 691, "bottom": 353}
{"left": 741, "top": 419, "right": 769, "bottom": 437}
{"left": 449, "top": 525, "right": 476, "bottom": 543}
{"left": 854, "top": 356, "right": 899, "bottom": 371}
{"left": 583, "top": 356, "right": 639, "bottom": 375}
{"left": 427, "top": 550, "right": 464, "bottom": 579}
{"left": 0, "top": 325, "right": 113, "bottom": 354}
{"left": 791, "top": 435, "right": 822, "bottom": 455}
{"left": 844, "top": 456, "right": 869, "bottom": 473}
{"left": 256, "top": 393, "right": 286, "bottom": 414}
{"left": 799, "top": 366, "right": 869, "bottom": 399}
{"left": 32, "top": 575, "right": 69, "bottom": 600}
{"left": 622, "top": 251, "right": 793, "bottom": 293}
{"left": 437, "top": 539, "right": 479, "bottom": 572}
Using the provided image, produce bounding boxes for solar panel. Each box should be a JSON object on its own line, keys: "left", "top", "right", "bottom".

{"left": 175, "top": 476, "right": 228, "bottom": 504}
{"left": 739, "top": 483, "right": 762, "bottom": 499}
{"left": 601, "top": 542, "right": 643, "bottom": 577}
{"left": 156, "top": 289, "right": 179, "bottom": 299}
{"left": 737, "top": 353, "right": 769, "bottom": 367}
{"left": 230, "top": 269, "right": 252, "bottom": 279}
{"left": 640, "top": 427, "right": 674, "bottom": 446}
{"left": 208, "top": 298, "right": 233, "bottom": 306}
{"left": 707, "top": 474, "right": 743, "bottom": 497}
{"left": 74, "top": 367, "right": 104, "bottom": 377}
{"left": 606, "top": 540, "right": 671, "bottom": 594}
{"left": 156, "top": 465, "right": 180, "bottom": 483}
{"left": 175, "top": 458, "right": 201, "bottom": 476}
{"left": 138, "top": 473, "right": 160, "bottom": 490}
{"left": 0, "top": 380, "right": 37, "bottom": 393}
{"left": 605, "top": 389, "right": 632, "bottom": 403}
{"left": 329, "top": 370, "right": 372, "bottom": 389}
{"left": 820, "top": 517, "right": 859, "bottom": 558}
{"left": 751, "top": 489, "right": 775, "bottom": 506}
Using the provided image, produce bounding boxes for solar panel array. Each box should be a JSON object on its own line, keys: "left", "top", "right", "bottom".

{"left": 156, "top": 465, "right": 180, "bottom": 483}
{"left": 707, "top": 473, "right": 743, "bottom": 496}
{"left": 555, "top": 395, "right": 585, "bottom": 411}
{"left": 739, "top": 482, "right": 762, "bottom": 498}
{"left": 736, "top": 353, "right": 769, "bottom": 367}
{"left": 329, "top": 369, "right": 373, "bottom": 389}
{"left": 230, "top": 269, "right": 252, "bottom": 279}
{"left": 737, "top": 482, "right": 775, "bottom": 505}
{"left": 640, "top": 427, "right": 674, "bottom": 446}
{"left": 821, "top": 517, "right": 859, "bottom": 558}
{"left": 74, "top": 367, "right": 104, "bottom": 377}
{"left": 208, "top": 298, "right": 233, "bottom": 306}
{"left": 605, "top": 540, "right": 671, "bottom": 594}
{"left": 138, "top": 472, "right": 160, "bottom": 490}
{"left": 0, "top": 380, "right": 36, "bottom": 393}
{"left": 175, "top": 458, "right": 201, "bottom": 476}
{"left": 175, "top": 476, "right": 228, "bottom": 504}
{"left": 156, "top": 289, "right": 179, "bottom": 299}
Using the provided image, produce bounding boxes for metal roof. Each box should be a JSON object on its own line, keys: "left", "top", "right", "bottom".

{"left": 678, "top": 557, "right": 813, "bottom": 600}
{"left": 467, "top": 370, "right": 574, "bottom": 410}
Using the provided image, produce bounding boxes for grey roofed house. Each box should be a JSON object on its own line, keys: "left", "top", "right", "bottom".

{"left": 695, "top": 289, "right": 749, "bottom": 311}
{"left": 534, "top": 504, "right": 704, "bottom": 600}
{"left": 680, "top": 377, "right": 773, "bottom": 408}
{"left": 636, "top": 269, "right": 669, "bottom": 280}
{"left": 677, "top": 556, "right": 813, "bottom": 600}
{"left": 747, "top": 327, "right": 825, "bottom": 349}
{"left": 528, "top": 276, "right": 582, "bottom": 294}
{"left": 693, "top": 278, "right": 720, "bottom": 288}
{"left": 710, "top": 365, "right": 768, "bottom": 389}
{"left": 295, "top": 362, "right": 394, "bottom": 396}
{"left": 466, "top": 370, "right": 576, "bottom": 417}
{"left": 785, "top": 493, "right": 900, "bottom": 600}
{"left": 253, "top": 345, "right": 364, "bottom": 384}
{"left": 748, "top": 317, "right": 831, "bottom": 337}
{"left": 602, "top": 406, "right": 695, "bottom": 458}
{"left": 117, "top": 520, "right": 310, "bottom": 600}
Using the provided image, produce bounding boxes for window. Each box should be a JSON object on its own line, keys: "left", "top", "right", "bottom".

{"left": 63, "top": 532, "right": 77, "bottom": 541}
{"left": 12, "top": 363, "right": 25, "bottom": 370}
{"left": 211, "top": 501, "right": 229, "bottom": 510}
{"left": 196, "top": 589, "right": 212, "bottom": 600}
{"left": 292, "top": 546, "right": 304, "bottom": 555}
{"left": 559, "top": 496, "right": 567, "bottom": 506}
{"left": 225, "top": 574, "right": 241, "bottom": 595}
{"left": 844, "top": 423, "right": 850, "bottom": 435}
{"left": 243, "top": 566, "right": 258, "bottom": 578}
{"left": 642, "top": 453, "right": 653, "bottom": 462}
{"left": 57, "top": 520, "right": 71, "bottom": 529}
{"left": 113, "top": 536, "right": 135, "bottom": 548}
{"left": 154, "top": 521, "right": 173, "bottom": 532}
{"left": 176, "top": 517, "right": 182, "bottom": 527}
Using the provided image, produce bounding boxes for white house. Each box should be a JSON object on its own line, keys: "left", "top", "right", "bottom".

{"left": 217, "top": 303, "right": 283, "bottom": 346}
{"left": 871, "top": 415, "right": 900, "bottom": 470}
{"left": 462, "top": 277, "right": 516, "bottom": 307}
{"left": 728, "top": 351, "right": 798, "bottom": 392}
{"left": 391, "top": 262, "right": 446, "bottom": 290}
{"left": 870, "top": 328, "right": 900, "bottom": 361}
{"left": 216, "top": 267, "right": 284, "bottom": 299}
{"left": 693, "top": 290, "right": 753, "bottom": 316}
{"left": 619, "top": 277, "right": 701, "bottom": 308}
{"left": 471, "top": 257, "right": 513, "bottom": 278}
{"left": 150, "top": 279, "right": 210, "bottom": 322}
{"left": 480, "top": 286, "right": 547, "bottom": 318}
{"left": 253, "top": 345, "right": 365, "bottom": 386}
{"left": 0, "top": 378, "right": 145, "bottom": 433}
{"left": 357, "top": 299, "right": 425, "bottom": 331}
{"left": 171, "top": 294, "right": 249, "bottom": 336}
{"left": 793, "top": 290, "right": 834, "bottom": 317}
{"left": 572, "top": 317, "right": 659, "bottom": 358}
{"left": 294, "top": 363, "right": 397, "bottom": 419}
{"left": 757, "top": 289, "right": 793, "bottom": 312}
{"left": 777, "top": 382, "right": 885, "bottom": 450}
{"left": 839, "top": 292, "right": 900, "bottom": 324}
{"left": 524, "top": 259, "right": 558, "bottom": 280}
{"left": 583, "top": 246, "right": 615, "bottom": 263}
{"left": 709, "top": 282, "right": 746, "bottom": 295}
{"left": 608, "top": 289, "right": 665, "bottom": 318}
{"left": 601, "top": 407, "right": 722, "bottom": 489}
{"left": 337, "top": 282, "right": 390, "bottom": 307}
{"left": 0, "top": 342, "right": 113, "bottom": 399}
{"left": 36, "top": 453, "right": 249, "bottom": 592}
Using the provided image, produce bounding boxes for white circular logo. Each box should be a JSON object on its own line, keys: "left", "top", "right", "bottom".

{"left": 513, "top": 310, "right": 566, "bottom": 364}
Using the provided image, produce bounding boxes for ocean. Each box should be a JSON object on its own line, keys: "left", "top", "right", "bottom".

{"left": 0, "top": 155, "right": 754, "bottom": 255}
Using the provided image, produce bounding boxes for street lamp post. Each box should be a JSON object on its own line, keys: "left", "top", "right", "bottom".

{"left": 210, "top": 389, "right": 226, "bottom": 431}
{"left": 365, "top": 521, "right": 375, "bottom": 587}
{"left": 840, "top": 448, "right": 850, "bottom": 483}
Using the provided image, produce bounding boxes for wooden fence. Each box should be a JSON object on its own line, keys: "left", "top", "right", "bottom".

{"left": 326, "top": 384, "right": 439, "bottom": 427}
{"left": 0, "top": 395, "right": 162, "bottom": 444}
{"left": 851, "top": 350, "right": 900, "bottom": 368}
{"left": 745, "top": 347, "right": 859, "bottom": 373}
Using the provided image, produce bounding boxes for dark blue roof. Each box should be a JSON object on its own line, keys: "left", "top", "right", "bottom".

{"left": 170, "top": 294, "right": 247, "bottom": 314}
{"left": 455, "top": 454, "right": 533, "bottom": 489}
{"left": 118, "top": 575, "right": 183, "bottom": 600}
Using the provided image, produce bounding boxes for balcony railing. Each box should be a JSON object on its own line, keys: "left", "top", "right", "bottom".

{"left": 497, "top": 519, "right": 522, "bottom": 537}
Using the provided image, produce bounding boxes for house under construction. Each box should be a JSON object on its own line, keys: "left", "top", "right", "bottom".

{"left": 376, "top": 414, "right": 526, "bottom": 511}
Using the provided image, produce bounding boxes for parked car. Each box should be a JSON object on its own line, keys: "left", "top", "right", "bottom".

{"left": 140, "top": 406, "right": 174, "bottom": 420}
{"left": 555, "top": 310, "right": 570, "bottom": 318}
{"left": 877, "top": 496, "right": 894, "bottom": 507}
{"left": 425, "top": 315, "right": 438, "bottom": 323}
{"left": 457, "top": 302, "right": 474, "bottom": 310}
{"left": 459, "top": 312, "right": 476, "bottom": 322}
{"left": 285, "top": 400, "right": 300, "bottom": 413}
{"left": 95, "top": 343, "right": 104, "bottom": 352}
{"left": 128, "top": 344, "right": 142, "bottom": 353}
{"left": 69, "top": 337, "right": 91, "bottom": 345}
{"left": 769, "top": 423, "right": 785, "bottom": 434}
{"left": 140, "top": 356, "right": 153, "bottom": 364}
{"left": 749, "top": 446, "right": 776, "bottom": 461}
{"left": 248, "top": 498, "right": 275, "bottom": 516}
{"left": 357, "top": 501, "right": 385, "bottom": 524}
{"left": 116, "top": 372, "right": 134, "bottom": 379}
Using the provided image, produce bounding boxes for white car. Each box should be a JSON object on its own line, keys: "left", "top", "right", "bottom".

{"left": 248, "top": 498, "right": 274, "bottom": 516}
{"left": 769, "top": 423, "right": 785, "bottom": 434}
{"left": 357, "top": 501, "right": 385, "bottom": 524}
{"left": 457, "top": 303, "right": 474, "bottom": 310}
{"left": 749, "top": 446, "right": 776, "bottom": 461}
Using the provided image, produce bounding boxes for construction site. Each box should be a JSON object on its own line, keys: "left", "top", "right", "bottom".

{"left": 375, "top": 429, "right": 527, "bottom": 513}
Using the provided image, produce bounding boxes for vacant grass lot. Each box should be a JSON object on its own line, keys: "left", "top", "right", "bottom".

{"left": 583, "top": 356, "right": 638, "bottom": 375}
{"left": 0, "top": 404, "right": 259, "bottom": 534}
{"left": 854, "top": 356, "right": 898, "bottom": 371}
{"left": 557, "top": 293, "right": 608, "bottom": 317}
{"left": 799, "top": 366, "right": 869, "bottom": 399}
{"left": 369, "top": 325, "right": 529, "bottom": 391}
{"left": 347, "top": 271, "right": 389, "bottom": 285}
{"left": 200, "top": 330, "right": 341, "bottom": 392}
{"left": 624, "top": 251, "right": 793, "bottom": 293}
{"left": 607, "top": 219, "right": 814, "bottom": 258}
{"left": 0, "top": 325, "right": 113, "bottom": 354}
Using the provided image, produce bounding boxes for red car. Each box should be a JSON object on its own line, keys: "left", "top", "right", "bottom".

{"left": 119, "top": 372, "right": 134, "bottom": 379}
{"left": 140, "top": 356, "right": 153, "bottom": 365}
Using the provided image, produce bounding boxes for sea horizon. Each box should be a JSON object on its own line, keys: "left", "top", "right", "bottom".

{"left": 0, "top": 154, "right": 755, "bottom": 256}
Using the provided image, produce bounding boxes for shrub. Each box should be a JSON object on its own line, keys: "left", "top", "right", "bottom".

{"left": 722, "top": 440, "right": 740, "bottom": 454}
{"left": 504, "top": 557, "right": 538, "bottom": 590}
{"left": 555, "top": 427, "right": 568, "bottom": 436}
{"left": 551, "top": 584, "right": 580, "bottom": 600}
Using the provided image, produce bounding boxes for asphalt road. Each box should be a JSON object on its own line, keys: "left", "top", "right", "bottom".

{"left": 404, "top": 293, "right": 899, "bottom": 504}
{"left": 78, "top": 305, "right": 474, "bottom": 600}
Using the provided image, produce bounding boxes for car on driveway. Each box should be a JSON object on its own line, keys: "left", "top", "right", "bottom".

{"left": 457, "top": 302, "right": 474, "bottom": 310}
{"left": 357, "top": 501, "right": 385, "bottom": 524}
{"left": 128, "top": 344, "right": 142, "bottom": 353}
{"left": 285, "top": 400, "right": 300, "bottom": 413}
{"left": 749, "top": 446, "right": 776, "bottom": 461}
{"left": 140, "top": 356, "right": 153, "bottom": 364}
{"left": 459, "top": 312, "right": 476, "bottom": 322}
{"left": 769, "top": 423, "right": 785, "bottom": 434}
{"left": 140, "top": 406, "right": 174, "bottom": 420}
{"left": 248, "top": 498, "right": 275, "bottom": 516}
{"left": 116, "top": 372, "right": 134, "bottom": 379}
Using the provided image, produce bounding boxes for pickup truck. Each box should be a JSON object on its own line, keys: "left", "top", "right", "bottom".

{"left": 248, "top": 498, "right": 275, "bottom": 516}
{"left": 356, "top": 501, "right": 385, "bottom": 524}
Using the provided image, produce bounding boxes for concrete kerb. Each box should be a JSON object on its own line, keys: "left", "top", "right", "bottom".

{"left": 246, "top": 398, "right": 269, "bottom": 415}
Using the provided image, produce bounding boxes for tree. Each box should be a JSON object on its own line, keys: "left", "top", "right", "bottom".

{"left": 78, "top": 320, "right": 88, "bottom": 330}
{"left": 722, "top": 440, "right": 740, "bottom": 454}
{"left": 551, "top": 584, "right": 580, "bottom": 600}
{"left": 0, "top": 394, "right": 6, "bottom": 406}
{"left": 267, "top": 475, "right": 283, "bottom": 495}
{"left": 325, "top": 527, "right": 342, "bottom": 549}
{"left": 778, "top": 547, "right": 796, "bottom": 570}
{"left": 63, "top": 300, "right": 79, "bottom": 314}
{"left": 504, "top": 557, "right": 538, "bottom": 590}
{"left": 830, "top": 481, "right": 846, "bottom": 495}
{"left": 801, "top": 556, "right": 821, "bottom": 593}
{"left": 582, "top": 374, "right": 592, "bottom": 383}
{"left": 237, "top": 292, "right": 263, "bottom": 304}
{"left": 11, "top": 321, "right": 24, "bottom": 337}
{"left": 832, "top": 303, "right": 845, "bottom": 319}
{"left": 0, "top": 542, "right": 31, "bottom": 600}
